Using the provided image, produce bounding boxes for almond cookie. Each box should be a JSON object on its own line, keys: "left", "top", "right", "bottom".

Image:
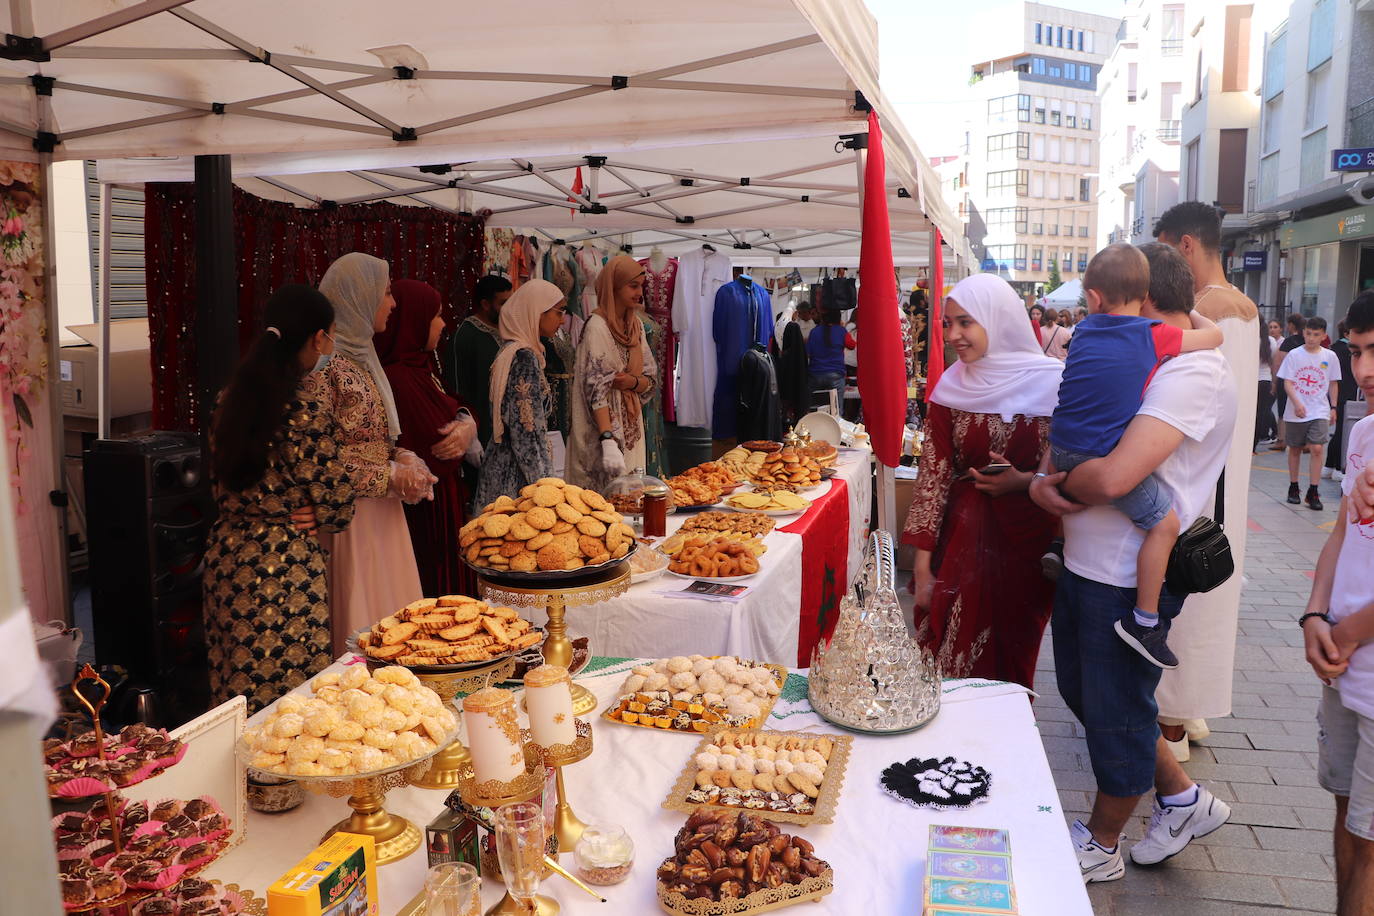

{"left": 578, "top": 535, "right": 606, "bottom": 558}
{"left": 587, "top": 551, "right": 611, "bottom": 565}
{"left": 492, "top": 495, "right": 518, "bottom": 513}
{"left": 564, "top": 487, "right": 590, "bottom": 515}
{"left": 527, "top": 531, "right": 555, "bottom": 551}
{"left": 552, "top": 532, "right": 581, "bottom": 557}
{"left": 438, "top": 595, "right": 479, "bottom": 607}
{"left": 381, "top": 622, "right": 418, "bottom": 645}
{"left": 520, "top": 484, "right": 539, "bottom": 498}
{"left": 554, "top": 502, "right": 584, "bottom": 524}
{"left": 451, "top": 604, "right": 481, "bottom": 623}
{"left": 516, "top": 498, "right": 536, "bottom": 512}
{"left": 509, "top": 516, "right": 539, "bottom": 541}
{"left": 730, "top": 769, "right": 755, "bottom": 790}
{"left": 575, "top": 517, "right": 608, "bottom": 537}
{"left": 509, "top": 550, "right": 538, "bottom": 572}
{"left": 533, "top": 484, "right": 564, "bottom": 507}
{"left": 536, "top": 543, "right": 569, "bottom": 571}
{"left": 550, "top": 520, "right": 574, "bottom": 535}
{"left": 439, "top": 620, "right": 481, "bottom": 641}
{"left": 536, "top": 477, "right": 565, "bottom": 487}
{"left": 581, "top": 489, "right": 613, "bottom": 512}
{"left": 525, "top": 506, "right": 557, "bottom": 530}
{"left": 500, "top": 540, "right": 525, "bottom": 558}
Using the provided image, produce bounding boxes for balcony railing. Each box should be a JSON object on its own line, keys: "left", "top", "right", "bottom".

{"left": 1350, "top": 97, "right": 1374, "bottom": 149}
{"left": 1161, "top": 38, "right": 1183, "bottom": 56}
{"left": 1131, "top": 215, "right": 1146, "bottom": 236}
{"left": 1158, "top": 120, "right": 1181, "bottom": 141}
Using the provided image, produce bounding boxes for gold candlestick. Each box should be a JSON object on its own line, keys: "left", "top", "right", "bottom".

{"left": 529, "top": 720, "right": 594, "bottom": 850}
{"left": 478, "top": 565, "right": 630, "bottom": 717}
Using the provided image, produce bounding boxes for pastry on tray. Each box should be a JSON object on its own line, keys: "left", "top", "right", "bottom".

{"left": 677, "top": 510, "right": 775, "bottom": 539}
{"left": 460, "top": 477, "right": 634, "bottom": 573}
{"left": 745, "top": 448, "right": 822, "bottom": 490}
{"left": 660, "top": 530, "right": 766, "bottom": 561}
{"left": 603, "top": 656, "right": 783, "bottom": 733}
{"left": 241, "top": 665, "right": 455, "bottom": 777}
{"left": 656, "top": 808, "right": 832, "bottom": 911}
{"left": 725, "top": 490, "right": 811, "bottom": 513}
{"left": 675, "top": 730, "right": 848, "bottom": 822}
{"left": 666, "top": 537, "right": 760, "bottom": 578}
{"left": 45, "top": 724, "right": 186, "bottom": 798}
{"left": 358, "top": 596, "right": 541, "bottom": 666}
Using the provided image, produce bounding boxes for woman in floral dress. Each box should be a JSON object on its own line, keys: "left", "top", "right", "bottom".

{"left": 902, "top": 274, "right": 1063, "bottom": 689}
{"left": 204, "top": 285, "right": 356, "bottom": 713}
{"left": 566, "top": 255, "right": 657, "bottom": 491}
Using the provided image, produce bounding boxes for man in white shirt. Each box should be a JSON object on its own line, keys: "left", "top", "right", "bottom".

{"left": 1031, "top": 247, "right": 1238, "bottom": 883}
{"left": 1278, "top": 315, "right": 1342, "bottom": 510}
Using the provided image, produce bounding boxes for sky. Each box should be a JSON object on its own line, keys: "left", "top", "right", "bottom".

{"left": 866, "top": 0, "right": 1129, "bottom": 159}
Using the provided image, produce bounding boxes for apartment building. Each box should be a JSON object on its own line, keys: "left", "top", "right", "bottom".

{"left": 1096, "top": 2, "right": 1192, "bottom": 249}
{"left": 962, "top": 2, "right": 1119, "bottom": 295}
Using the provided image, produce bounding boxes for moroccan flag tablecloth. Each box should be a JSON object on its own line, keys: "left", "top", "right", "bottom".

{"left": 779, "top": 476, "right": 851, "bottom": 667}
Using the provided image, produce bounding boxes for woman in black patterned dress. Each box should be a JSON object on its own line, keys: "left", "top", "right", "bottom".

{"left": 203, "top": 286, "right": 358, "bottom": 713}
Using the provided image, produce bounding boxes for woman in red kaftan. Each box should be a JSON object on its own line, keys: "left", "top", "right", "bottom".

{"left": 903, "top": 274, "right": 1064, "bottom": 689}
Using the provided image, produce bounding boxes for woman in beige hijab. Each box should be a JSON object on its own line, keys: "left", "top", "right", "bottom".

{"left": 567, "top": 255, "right": 657, "bottom": 490}
{"left": 318, "top": 252, "right": 435, "bottom": 651}
{"left": 476, "top": 279, "right": 567, "bottom": 504}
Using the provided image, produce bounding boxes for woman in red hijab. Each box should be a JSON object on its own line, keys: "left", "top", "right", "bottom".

{"left": 375, "top": 280, "right": 479, "bottom": 597}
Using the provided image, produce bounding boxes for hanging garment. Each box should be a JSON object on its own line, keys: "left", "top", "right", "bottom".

{"left": 672, "top": 247, "right": 732, "bottom": 429}
{"left": 775, "top": 321, "right": 810, "bottom": 427}
{"left": 711, "top": 278, "right": 773, "bottom": 440}
{"left": 641, "top": 314, "right": 668, "bottom": 478}
{"left": 544, "top": 243, "right": 577, "bottom": 302}
{"left": 576, "top": 246, "right": 603, "bottom": 317}
{"left": 640, "top": 256, "right": 679, "bottom": 422}
{"left": 737, "top": 347, "right": 783, "bottom": 443}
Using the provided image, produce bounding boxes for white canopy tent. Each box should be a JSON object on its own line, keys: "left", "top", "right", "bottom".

{"left": 1043, "top": 278, "right": 1083, "bottom": 307}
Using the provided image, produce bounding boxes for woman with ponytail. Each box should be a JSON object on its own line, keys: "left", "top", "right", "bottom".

{"left": 204, "top": 285, "right": 358, "bottom": 713}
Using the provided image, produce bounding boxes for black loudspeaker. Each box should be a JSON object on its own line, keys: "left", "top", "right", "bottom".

{"left": 85, "top": 432, "right": 216, "bottom": 726}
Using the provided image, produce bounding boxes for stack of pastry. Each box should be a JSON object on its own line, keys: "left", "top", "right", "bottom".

{"left": 665, "top": 475, "right": 721, "bottom": 509}
{"left": 660, "top": 530, "right": 766, "bottom": 561}
{"left": 800, "top": 440, "right": 838, "bottom": 468}
{"left": 746, "top": 448, "right": 821, "bottom": 490}
{"left": 460, "top": 477, "right": 635, "bottom": 572}
{"left": 359, "top": 596, "right": 542, "bottom": 665}
{"left": 667, "top": 537, "right": 760, "bottom": 578}
{"left": 678, "top": 510, "right": 775, "bottom": 539}
{"left": 688, "top": 732, "right": 834, "bottom": 809}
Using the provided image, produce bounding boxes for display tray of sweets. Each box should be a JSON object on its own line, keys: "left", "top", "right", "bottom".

{"left": 723, "top": 491, "right": 812, "bottom": 516}
{"left": 126, "top": 878, "right": 251, "bottom": 916}
{"left": 719, "top": 444, "right": 779, "bottom": 481}
{"left": 655, "top": 808, "right": 833, "bottom": 915}
{"left": 460, "top": 477, "right": 637, "bottom": 580}
{"left": 664, "top": 537, "right": 763, "bottom": 582}
{"left": 602, "top": 656, "right": 786, "bottom": 734}
{"left": 44, "top": 723, "right": 187, "bottom": 799}
{"left": 237, "top": 665, "right": 458, "bottom": 779}
{"left": 663, "top": 729, "right": 851, "bottom": 826}
{"left": 55, "top": 797, "right": 233, "bottom": 911}
{"left": 675, "top": 510, "right": 776, "bottom": 541}
{"left": 744, "top": 448, "right": 822, "bottom": 491}
{"left": 352, "top": 596, "right": 543, "bottom": 671}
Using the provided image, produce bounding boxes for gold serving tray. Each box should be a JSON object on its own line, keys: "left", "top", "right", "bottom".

{"left": 600, "top": 663, "right": 788, "bottom": 735}
{"left": 662, "top": 728, "right": 851, "bottom": 826}
{"left": 656, "top": 867, "right": 834, "bottom": 915}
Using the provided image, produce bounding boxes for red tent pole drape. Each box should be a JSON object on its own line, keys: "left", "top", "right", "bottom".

{"left": 925, "top": 227, "right": 946, "bottom": 402}
{"left": 855, "top": 110, "right": 905, "bottom": 468}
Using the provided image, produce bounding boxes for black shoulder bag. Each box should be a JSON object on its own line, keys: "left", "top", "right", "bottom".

{"left": 1164, "top": 469, "right": 1235, "bottom": 595}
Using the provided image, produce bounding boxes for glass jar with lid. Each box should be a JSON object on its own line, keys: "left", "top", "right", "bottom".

{"left": 604, "top": 468, "right": 672, "bottom": 537}
{"left": 573, "top": 824, "right": 634, "bottom": 886}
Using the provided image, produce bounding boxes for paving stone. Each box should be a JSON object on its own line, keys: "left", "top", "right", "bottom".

{"left": 1186, "top": 823, "right": 1258, "bottom": 849}
{"left": 1179, "top": 761, "right": 1274, "bottom": 784}
{"left": 1280, "top": 877, "right": 1339, "bottom": 913}
{"left": 1231, "top": 783, "right": 1334, "bottom": 809}
{"left": 1210, "top": 747, "right": 1311, "bottom": 768}
{"left": 1251, "top": 825, "right": 1334, "bottom": 853}
{"left": 1247, "top": 732, "right": 1322, "bottom": 752}
{"left": 1207, "top": 846, "right": 1332, "bottom": 879}
{"left": 1266, "top": 766, "right": 1322, "bottom": 788}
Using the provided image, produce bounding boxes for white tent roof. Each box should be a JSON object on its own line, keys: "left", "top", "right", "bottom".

{"left": 1, "top": 0, "right": 972, "bottom": 266}
{"left": 1043, "top": 278, "right": 1083, "bottom": 306}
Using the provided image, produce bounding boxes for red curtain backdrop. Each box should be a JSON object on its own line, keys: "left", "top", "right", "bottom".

{"left": 925, "top": 227, "right": 946, "bottom": 401}
{"left": 144, "top": 184, "right": 485, "bottom": 432}
{"left": 855, "top": 110, "right": 905, "bottom": 468}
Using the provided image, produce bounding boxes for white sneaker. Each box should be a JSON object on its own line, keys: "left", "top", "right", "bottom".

{"left": 1164, "top": 734, "right": 1190, "bottom": 762}
{"left": 1184, "top": 718, "right": 1210, "bottom": 742}
{"left": 1070, "top": 819, "right": 1125, "bottom": 883}
{"left": 1130, "top": 785, "right": 1231, "bottom": 866}
{"left": 1334, "top": 470, "right": 1344, "bottom": 483}
{"left": 1322, "top": 467, "right": 1334, "bottom": 479}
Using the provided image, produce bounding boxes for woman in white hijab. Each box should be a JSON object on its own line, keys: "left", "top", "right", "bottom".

{"left": 318, "top": 252, "right": 435, "bottom": 652}
{"left": 901, "top": 273, "right": 1065, "bottom": 689}
{"left": 475, "top": 279, "right": 567, "bottom": 506}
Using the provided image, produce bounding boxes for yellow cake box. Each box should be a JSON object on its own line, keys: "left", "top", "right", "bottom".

{"left": 268, "top": 832, "right": 379, "bottom": 916}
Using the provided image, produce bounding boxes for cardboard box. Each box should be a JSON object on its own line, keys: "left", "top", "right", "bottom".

{"left": 59, "top": 319, "right": 153, "bottom": 421}
{"left": 426, "top": 808, "right": 481, "bottom": 872}
{"left": 268, "top": 832, "right": 378, "bottom": 916}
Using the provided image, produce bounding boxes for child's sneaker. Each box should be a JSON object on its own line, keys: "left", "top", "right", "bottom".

{"left": 1040, "top": 538, "right": 1065, "bottom": 581}
{"left": 1306, "top": 486, "right": 1323, "bottom": 511}
{"left": 1114, "top": 617, "right": 1178, "bottom": 669}
{"left": 1287, "top": 482, "right": 1301, "bottom": 504}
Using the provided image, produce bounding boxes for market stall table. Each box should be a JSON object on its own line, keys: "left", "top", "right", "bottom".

{"left": 505, "top": 449, "right": 872, "bottom": 668}
{"left": 204, "top": 656, "right": 1090, "bottom": 915}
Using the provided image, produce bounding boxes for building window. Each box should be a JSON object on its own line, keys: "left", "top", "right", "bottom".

{"left": 1305, "top": 63, "right": 1329, "bottom": 131}
{"left": 987, "top": 207, "right": 1030, "bottom": 234}
{"left": 1030, "top": 171, "right": 1045, "bottom": 197}
{"left": 1048, "top": 136, "right": 1061, "bottom": 162}
{"left": 1300, "top": 127, "right": 1328, "bottom": 187}
{"left": 1032, "top": 134, "right": 1045, "bottom": 160}
{"left": 1050, "top": 109, "right": 1061, "bottom": 126}
{"left": 1161, "top": 6, "right": 1183, "bottom": 56}
{"left": 1064, "top": 63, "right": 1076, "bottom": 81}
{"left": 1057, "top": 25, "right": 1063, "bottom": 47}
{"left": 1032, "top": 248, "right": 1043, "bottom": 271}
{"left": 1080, "top": 140, "right": 1093, "bottom": 166}
{"left": 1078, "top": 30, "right": 1085, "bottom": 51}
{"left": 1062, "top": 253, "right": 1073, "bottom": 271}
{"left": 1301, "top": 246, "right": 1322, "bottom": 313}
{"left": 1258, "top": 151, "right": 1280, "bottom": 203}
{"left": 1079, "top": 177, "right": 1091, "bottom": 201}
{"left": 1034, "top": 105, "right": 1046, "bottom": 124}
{"left": 1264, "top": 30, "right": 1287, "bottom": 101}
{"left": 1049, "top": 65, "right": 1061, "bottom": 78}
{"left": 1065, "top": 114, "right": 1076, "bottom": 128}
{"left": 1065, "top": 140, "right": 1077, "bottom": 165}
{"left": 987, "top": 131, "right": 1030, "bottom": 160}
{"left": 1262, "top": 95, "right": 1283, "bottom": 152}
{"left": 1217, "top": 128, "right": 1248, "bottom": 213}
{"left": 1035, "top": 23, "right": 1042, "bottom": 44}
{"left": 1033, "top": 57, "right": 1046, "bottom": 75}
{"left": 1018, "top": 94, "right": 1031, "bottom": 121}
{"left": 1078, "top": 226, "right": 1090, "bottom": 238}
{"left": 987, "top": 169, "right": 1029, "bottom": 195}
{"left": 1031, "top": 214, "right": 1044, "bottom": 234}
{"left": 1083, "top": 30, "right": 1093, "bottom": 53}
{"left": 1184, "top": 138, "right": 1200, "bottom": 199}
{"left": 1223, "top": 4, "right": 1253, "bottom": 92}
{"left": 987, "top": 94, "right": 1025, "bottom": 125}
{"left": 1308, "top": 0, "right": 1334, "bottom": 70}
{"left": 1078, "top": 251, "right": 1089, "bottom": 272}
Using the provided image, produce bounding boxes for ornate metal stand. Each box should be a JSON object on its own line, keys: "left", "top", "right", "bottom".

{"left": 529, "top": 719, "right": 594, "bottom": 850}
{"left": 479, "top": 565, "right": 630, "bottom": 716}
{"left": 411, "top": 656, "right": 517, "bottom": 791}
{"left": 312, "top": 758, "right": 435, "bottom": 865}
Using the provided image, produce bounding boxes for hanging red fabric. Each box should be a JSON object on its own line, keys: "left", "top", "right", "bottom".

{"left": 925, "top": 227, "right": 946, "bottom": 402}
{"left": 569, "top": 167, "right": 584, "bottom": 216}
{"left": 855, "top": 110, "right": 905, "bottom": 468}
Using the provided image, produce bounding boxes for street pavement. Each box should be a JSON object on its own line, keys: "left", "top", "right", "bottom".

{"left": 1037, "top": 447, "right": 1343, "bottom": 914}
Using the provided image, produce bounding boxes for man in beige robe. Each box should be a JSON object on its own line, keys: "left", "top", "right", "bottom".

{"left": 1153, "top": 202, "right": 1260, "bottom": 761}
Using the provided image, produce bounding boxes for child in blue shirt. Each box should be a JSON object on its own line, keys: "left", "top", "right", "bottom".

{"left": 1050, "top": 243, "right": 1222, "bottom": 668}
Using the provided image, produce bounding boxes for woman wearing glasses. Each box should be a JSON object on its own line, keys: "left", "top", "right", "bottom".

{"left": 476, "top": 279, "right": 567, "bottom": 504}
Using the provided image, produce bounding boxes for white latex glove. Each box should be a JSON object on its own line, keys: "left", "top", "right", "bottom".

{"left": 600, "top": 437, "right": 627, "bottom": 478}
{"left": 465, "top": 438, "right": 484, "bottom": 468}
{"left": 433, "top": 412, "right": 477, "bottom": 461}
{"left": 389, "top": 460, "right": 438, "bottom": 504}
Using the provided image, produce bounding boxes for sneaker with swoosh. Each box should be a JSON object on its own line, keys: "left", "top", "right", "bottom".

{"left": 1070, "top": 819, "right": 1124, "bottom": 883}
{"left": 1129, "top": 785, "right": 1231, "bottom": 866}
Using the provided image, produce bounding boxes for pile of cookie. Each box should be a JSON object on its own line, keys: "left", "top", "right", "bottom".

{"left": 359, "top": 596, "right": 541, "bottom": 666}
{"left": 685, "top": 732, "right": 835, "bottom": 816}
{"left": 657, "top": 809, "right": 830, "bottom": 907}
{"left": 719, "top": 443, "right": 776, "bottom": 480}
{"left": 667, "top": 537, "right": 760, "bottom": 578}
{"left": 460, "top": 477, "right": 635, "bottom": 573}
{"left": 724, "top": 490, "right": 810, "bottom": 513}
{"left": 677, "top": 510, "right": 775, "bottom": 540}
{"left": 243, "top": 665, "right": 456, "bottom": 777}
{"left": 746, "top": 448, "right": 822, "bottom": 490}
{"left": 45, "top": 723, "right": 184, "bottom": 797}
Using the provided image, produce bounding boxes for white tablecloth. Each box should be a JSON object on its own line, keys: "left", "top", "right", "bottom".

{"left": 207, "top": 661, "right": 1090, "bottom": 915}
{"left": 508, "top": 452, "right": 872, "bottom": 667}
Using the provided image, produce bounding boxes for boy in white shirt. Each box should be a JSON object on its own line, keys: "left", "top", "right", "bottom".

{"left": 1301, "top": 291, "right": 1374, "bottom": 915}
{"left": 1279, "top": 315, "right": 1342, "bottom": 510}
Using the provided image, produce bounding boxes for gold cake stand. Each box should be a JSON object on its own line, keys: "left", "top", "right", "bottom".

{"left": 528, "top": 720, "right": 594, "bottom": 850}
{"left": 410, "top": 656, "right": 517, "bottom": 791}
{"left": 478, "top": 564, "right": 630, "bottom": 717}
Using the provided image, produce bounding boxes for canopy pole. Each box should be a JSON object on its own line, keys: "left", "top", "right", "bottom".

{"left": 194, "top": 155, "right": 237, "bottom": 433}
{"left": 97, "top": 182, "right": 112, "bottom": 440}
{"left": 39, "top": 154, "right": 72, "bottom": 622}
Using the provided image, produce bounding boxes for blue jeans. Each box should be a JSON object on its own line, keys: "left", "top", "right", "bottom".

{"left": 809, "top": 371, "right": 845, "bottom": 410}
{"left": 1052, "top": 570, "right": 1185, "bottom": 797}
{"left": 1051, "top": 444, "right": 1172, "bottom": 530}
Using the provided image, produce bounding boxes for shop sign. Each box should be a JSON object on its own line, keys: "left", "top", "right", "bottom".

{"left": 1280, "top": 203, "right": 1374, "bottom": 249}
{"left": 1332, "top": 148, "right": 1374, "bottom": 171}
{"left": 1242, "top": 251, "right": 1267, "bottom": 270}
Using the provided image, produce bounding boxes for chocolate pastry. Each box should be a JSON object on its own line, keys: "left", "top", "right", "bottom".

{"left": 162, "top": 813, "right": 197, "bottom": 838}
{"left": 171, "top": 877, "right": 213, "bottom": 899}
{"left": 119, "top": 723, "right": 153, "bottom": 745}
{"left": 181, "top": 798, "right": 212, "bottom": 820}
{"left": 198, "top": 813, "right": 225, "bottom": 833}
{"left": 106, "top": 757, "right": 143, "bottom": 786}
{"left": 107, "top": 853, "right": 142, "bottom": 872}
{"left": 67, "top": 757, "right": 109, "bottom": 779}
{"left": 151, "top": 799, "right": 181, "bottom": 822}
{"left": 61, "top": 877, "right": 93, "bottom": 906}
{"left": 136, "top": 899, "right": 176, "bottom": 916}
{"left": 123, "top": 862, "right": 164, "bottom": 886}
{"left": 125, "top": 833, "right": 166, "bottom": 854}
{"left": 61, "top": 860, "right": 96, "bottom": 879}
{"left": 69, "top": 733, "right": 102, "bottom": 757}
{"left": 90, "top": 870, "right": 125, "bottom": 900}
{"left": 122, "top": 801, "right": 149, "bottom": 827}
{"left": 55, "top": 812, "right": 88, "bottom": 835}
{"left": 43, "top": 737, "right": 67, "bottom": 763}
{"left": 177, "top": 841, "right": 211, "bottom": 865}
{"left": 46, "top": 769, "right": 70, "bottom": 788}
